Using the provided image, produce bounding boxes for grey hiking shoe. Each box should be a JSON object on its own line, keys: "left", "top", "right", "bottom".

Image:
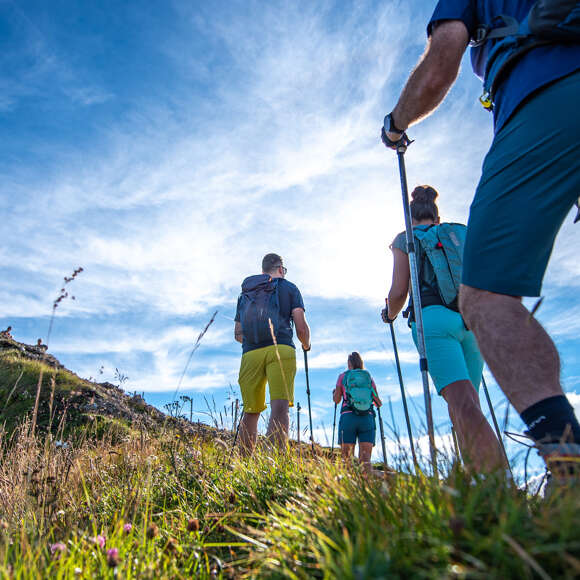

{"left": 537, "top": 442, "right": 580, "bottom": 497}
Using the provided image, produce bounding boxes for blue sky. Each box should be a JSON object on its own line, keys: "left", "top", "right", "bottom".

{"left": 2, "top": 0, "right": 579, "bottom": 477}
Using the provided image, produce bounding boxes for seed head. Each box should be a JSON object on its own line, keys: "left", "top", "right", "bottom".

{"left": 163, "top": 537, "right": 179, "bottom": 556}
{"left": 187, "top": 518, "right": 200, "bottom": 532}
{"left": 146, "top": 523, "right": 159, "bottom": 539}
{"left": 449, "top": 516, "right": 465, "bottom": 538}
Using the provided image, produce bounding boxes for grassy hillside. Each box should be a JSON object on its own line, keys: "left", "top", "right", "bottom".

{"left": 0, "top": 339, "right": 193, "bottom": 440}
{"left": 0, "top": 340, "right": 578, "bottom": 578}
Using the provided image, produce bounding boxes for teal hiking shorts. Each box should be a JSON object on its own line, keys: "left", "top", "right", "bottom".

{"left": 463, "top": 69, "right": 580, "bottom": 297}
{"left": 411, "top": 306, "right": 483, "bottom": 395}
{"left": 338, "top": 412, "right": 376, "bottom": 445}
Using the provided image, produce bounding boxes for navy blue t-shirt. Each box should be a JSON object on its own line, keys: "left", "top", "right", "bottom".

{"left": 428, "top": 0, "right": 580, "bottom": 132}
{"left": 235, "top": 277, "right": 305, "bottom": 353}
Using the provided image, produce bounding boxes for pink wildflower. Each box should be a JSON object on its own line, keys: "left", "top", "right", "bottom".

{"left": 90, "top": 535, "right": 106, "bottom": 549}
{"left": 123, "top": 523, "right": 132, "bottom": 534}
{"left": 106, "top": 547, "right": 120, "bottom": 568}
{"left": 50, "top": 542, "right": 67, "bottom": 559}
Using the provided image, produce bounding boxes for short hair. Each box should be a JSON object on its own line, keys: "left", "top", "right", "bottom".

{"left": 262, "top": 253, "right": 283, "bottom": 274}
{"left": 348, "top": 352, "right": 364, "bottom": 370}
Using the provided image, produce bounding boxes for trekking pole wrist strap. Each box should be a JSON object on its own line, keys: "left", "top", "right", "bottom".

{"left": 385, "top": 112, "right": 405, "bottom": 134}
{"left": 381, "top": 114, "right": 413, "bottom": 151}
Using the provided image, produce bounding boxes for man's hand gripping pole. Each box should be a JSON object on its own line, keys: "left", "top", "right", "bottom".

{"left": 381, "top": 113, "right": 413, "bottom": 153}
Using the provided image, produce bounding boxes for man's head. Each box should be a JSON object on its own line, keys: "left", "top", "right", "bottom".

{"left": 262, "top": 253, "right": 286, "bottom": 279}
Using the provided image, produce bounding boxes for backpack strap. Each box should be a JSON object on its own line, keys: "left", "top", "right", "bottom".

{"left": 471, "top": 15, "right": 520, "bottom": 47}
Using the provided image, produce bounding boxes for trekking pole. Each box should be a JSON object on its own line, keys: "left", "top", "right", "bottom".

{"left": 331, "top": 402, "right": 338, "bottom": 454}
{"left": 451, "top": 425, "right": 461, "bottom": 463}
{"left": 388, "top": 316, "right": 418, "bottom": 471}
{"left": 481, "top": 374, "right": 512, "bottom": 475}
{"left": 395, "top": 144, "right": 437, "bottom": 475}
{"left": 303, "top": 348, "right": 315, "bottom": 455}
{"left": 296, "top": 402, "right": 301, "bottom": 458}
{"left": 377, "top": 406, "right": 389, "bottom": 476}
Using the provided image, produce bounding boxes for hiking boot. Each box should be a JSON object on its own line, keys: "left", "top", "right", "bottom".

{"left": 536, "top": 442, "right": 580, "bottom": 498}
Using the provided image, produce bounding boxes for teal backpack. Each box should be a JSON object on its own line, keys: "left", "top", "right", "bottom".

{"left": 414, "top": 223, "right": 467, "bottom": 310}
{"left": 343, "top": 369, "right": 374, "bottom": 415}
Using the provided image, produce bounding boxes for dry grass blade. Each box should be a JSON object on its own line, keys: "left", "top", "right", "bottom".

{"left": 502, "top": 534, "right": 552, "bottom": 580}
{"left": 30, "top": 267, "right": 83, "bottom": 436}
{"left": 173, "top": 310, "right": 218, "bottom": 400}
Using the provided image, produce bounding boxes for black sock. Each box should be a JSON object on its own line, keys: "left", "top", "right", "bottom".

{"left": 520, "top": 395, "right": 580, "bottom": 444}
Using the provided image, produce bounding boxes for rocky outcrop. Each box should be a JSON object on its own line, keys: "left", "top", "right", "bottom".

{"left": 0, "top": 338, "right": 219, "bottom": 440}
{"left": 0, "top": 337, "right": 63, "bottom": 369}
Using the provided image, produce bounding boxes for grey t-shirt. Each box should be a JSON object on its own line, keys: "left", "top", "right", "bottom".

{"left": 392, "top": 226, "right": 444, "bottom": 316}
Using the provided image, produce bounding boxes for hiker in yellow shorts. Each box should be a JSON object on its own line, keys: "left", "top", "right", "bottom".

{"left": 234, "top": 253, "right": 310, "bottom": 454}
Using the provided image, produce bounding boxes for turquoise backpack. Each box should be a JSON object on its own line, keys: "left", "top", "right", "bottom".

{"left": 414, "top": 223, "right": 467, "bottom": 309}
{"left": 343, "top": 369, "right": 374, "bottom": 415}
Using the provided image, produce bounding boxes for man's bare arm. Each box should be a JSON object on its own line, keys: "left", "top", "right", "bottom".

{"left": 389, "top": 20, "right": 470, "bottom": 133}
{"left": 234, "top": 321, "right": 243, "bottom": 344}
{"left": 292, "top": 308, "right": 311, "bottom": 350}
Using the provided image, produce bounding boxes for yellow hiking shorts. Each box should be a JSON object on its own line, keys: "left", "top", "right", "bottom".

{"left": 238, "top": 344, "right": 296, "bottom": 413}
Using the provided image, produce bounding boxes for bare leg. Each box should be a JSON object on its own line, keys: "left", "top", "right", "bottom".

{"left": 341, "top": 443, "right": 355, "bottom": 463}
{"left": 442, "top": 380, "right": 505, "bottom": 472}
{"left": 460, "top": 286, "right": 563, "bottom": 413}
{"left": 358, "top": 442, "right": 374, "bottom": 473}
{"left": 266, "top": 399, "right": 289, "bottom": 451}
{"left": 239, "top": 412, "right": 260, "bottom": 456}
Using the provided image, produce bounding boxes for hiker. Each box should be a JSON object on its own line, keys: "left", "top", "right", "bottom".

{"left": 381, "top": 1, "right": 580, "bottom": 482}
{"left": 0, "top": 326, "right": 13, "bottom": 339}
{"left": 333, "top": 352, "right": 382, "bottom": 472}
{"left": 384, "top": 185, "right": 505, "bottom": 472}
{"left": 234, "top": 253, "right": 311, "bottom": 455}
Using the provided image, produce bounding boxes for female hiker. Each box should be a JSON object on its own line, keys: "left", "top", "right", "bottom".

{"left": 384, "top": 185, "right": 505, "bottom": 472}
{"left": 332, "top": 351, "right": 382, "bottom": 472}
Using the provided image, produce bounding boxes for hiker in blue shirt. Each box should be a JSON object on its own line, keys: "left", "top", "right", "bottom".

{"left": 386, "top": 185, "right": 505, "bottom": 472}
{"left": 332, "top": 351, "right": 382, "bottom": 472}
{"left": 382, "top": 1, "right": 580, "bottom": 483}
{"left": 234, "top": 253, "right": 311, "bottom": 455}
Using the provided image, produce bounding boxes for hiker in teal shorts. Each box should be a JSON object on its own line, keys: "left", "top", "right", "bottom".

{"left": 332, "top": 352, "right": 382, "bottom": 472}
{"left": 385, "top": 186, "right": 505, "bottom": 472}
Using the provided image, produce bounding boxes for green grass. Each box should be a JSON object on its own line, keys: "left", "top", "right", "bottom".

{"left": 0, "top": 426, "right": 578, "bottom": 579}
{"left": 1, "top": 349, "right": 579, "bottom": 578}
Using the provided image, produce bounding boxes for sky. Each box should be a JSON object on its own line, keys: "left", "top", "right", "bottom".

{"left": 2, "top": 0, "right": 579, "bottom": 480}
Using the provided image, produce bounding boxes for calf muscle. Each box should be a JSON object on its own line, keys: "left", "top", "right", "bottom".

{"left": 460, "top": 285, "right": 563, "bottom": 413}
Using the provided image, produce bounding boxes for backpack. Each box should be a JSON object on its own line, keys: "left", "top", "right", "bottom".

{"left": 343, "top": 369, "right": 374, "bottom": 415}
{"left": 414, "top": 223, "right": 466, "bottom": 310}
{"left": 237, "top": 274, "right": 280, "bottom": 345}
{"left": 474, "top": 0, "right": 580, "bottom": 109}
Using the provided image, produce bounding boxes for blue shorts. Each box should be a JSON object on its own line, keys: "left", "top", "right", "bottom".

{"left": 411, "top": 306, "right": 483, "bottom": 395}
{"left": 463, "top": 70, "right": 580, "bottom": 297}
{"left": 338, "top": 412, "right": 376, "bottom": 445}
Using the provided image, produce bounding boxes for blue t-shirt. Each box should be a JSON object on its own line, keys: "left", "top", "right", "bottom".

{"left": 428, "top": 0, "right": 580, "bottom": 132}
{"left": 235, "top": 277, "right": 305, "bottom": 353}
